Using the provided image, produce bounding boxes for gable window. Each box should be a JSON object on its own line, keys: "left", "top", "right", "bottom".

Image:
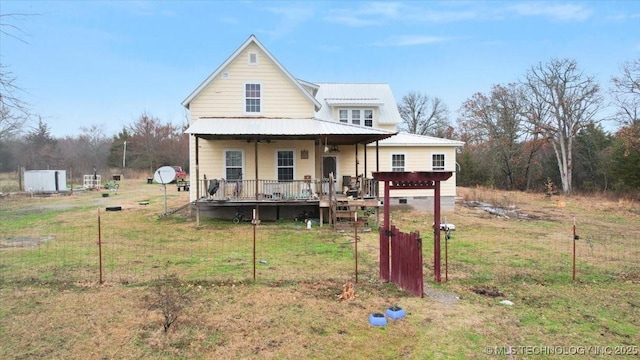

{"left": 225, "top": 150, "right": 244, "bottom": 180}
{"left": 338, "top": 108, "right": 373, "bottom": 126}
{"left": 277, "top": 150, "right": 294, "bottom": 181}
{"left": 248, "top": 52, "right": 258, "bottom": 65}
{"left": 391, "top": 154, "right": 405, "bottom": 172}
{"left": 432, "top": 154, "right": 445, "bottom": 171}
{"left": 245, "top": 83, "right": 261, "bottom": 113}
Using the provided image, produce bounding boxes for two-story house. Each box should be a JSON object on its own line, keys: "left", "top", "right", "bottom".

{"left": 183, "top": 35, "right": 463, "bottom": 222}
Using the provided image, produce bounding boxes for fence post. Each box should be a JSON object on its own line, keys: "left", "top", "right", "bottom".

{"left": 98, "top": 209, "right": 103, "bottom": 284}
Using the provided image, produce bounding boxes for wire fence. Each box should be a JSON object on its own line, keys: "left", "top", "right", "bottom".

{"left": 0, "top": 213, "right": 372, "bottom": 286}
{"left": 425, "top": 225, "right": 639, "bottom": 285}
{"left": 1, "top": 212, "right": 638, "bottom": 288}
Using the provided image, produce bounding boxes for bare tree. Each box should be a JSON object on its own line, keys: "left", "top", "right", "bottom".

{"left": 524, "top": 58, "right": 603, "bottom": 194}
{"left": 459, "top": 83, "right": 539, "bottom": 190}
{"left": 58, "top": 125, "right": 111, "bottom": 177}
{"left": 611, "top": 58, "right": 640, "bottom": 156}
{"left": 0, "top": 14, "right": 32, "bottom": 140}
{"left": 611, "top": 58, "right": 640, "bottom": 126}
{"left": 127, "top": 112, "right": 184, "bottom": 174}
{"left": 398, "top": 91, "right": 450, "bottom": 137}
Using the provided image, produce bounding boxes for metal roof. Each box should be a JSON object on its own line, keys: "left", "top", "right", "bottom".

{"left": 185, "top": 117, "right": 397, "bottom": 145}
{"left": 325, "top": 98, "right": 384, "bottom": 106}
{"left": 370, "top": 132, "right": 465, "bottom": 147}
{"left": 314, "top": 83, "right": 403, "bottom": 125}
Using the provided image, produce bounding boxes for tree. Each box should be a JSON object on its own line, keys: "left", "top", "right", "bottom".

{"left": 523, "top": 58, "right": 603, "bottom": 194}
{"left": 458, "top": 83, "right": 542, "bottom": 190}
{"left": 572, "top": 123, "right": 614, "bottom": 192}
{"left": 126, "top": 112, "right": 186, "bottom": 174}
{"left": 107, "top": 127, "right": 132, "bottom": 170}
{"left": 0, "top": 14, "right": 31, "bottom": 141}
{"left": 58, "top": 125, "right": 111, "bottom": 179}
{"left": 22, "top": 117, "right": 59, "bottom": 169}
{"left": 398, "top": 92, "right": 450, "bottom": 137}
{"left": 611, "top": 58, "right": 640, "bottom": 156}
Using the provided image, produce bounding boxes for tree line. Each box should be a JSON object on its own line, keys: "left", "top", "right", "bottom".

{"left": 0, "top": 113, "right": 189, "bottom": 181}
{"left": 1, "top": 18, "right": 637, "bottom": 196}
{"left": 398, "top": 58, "right": 639, "bottom": 196}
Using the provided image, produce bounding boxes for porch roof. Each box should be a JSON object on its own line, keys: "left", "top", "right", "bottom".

{"left": 185, "top": 117, "right": 397, "bottom": 145}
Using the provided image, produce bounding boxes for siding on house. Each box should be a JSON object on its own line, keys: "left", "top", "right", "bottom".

{"left": 189, "top": 43, "right": 315, "bottom": 119}
{"left": 184, "top": 35, "right": 464, "bottom": 210}
{"left": 196, "top": 139, "right": 316, "bottom": 181}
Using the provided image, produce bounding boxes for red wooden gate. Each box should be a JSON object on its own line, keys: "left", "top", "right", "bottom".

{"left": 380, "top": 225, "right": 423, "bottom": 297}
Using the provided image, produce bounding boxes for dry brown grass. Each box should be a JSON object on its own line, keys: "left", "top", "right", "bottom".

{"left": 1, "top": 183, "right": 639, "bottom": 359}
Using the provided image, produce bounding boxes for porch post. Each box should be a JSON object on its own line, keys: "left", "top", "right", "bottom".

{"left": 434, "top": 180, "right": 442, "bottom": 283}
{"left": 195, "top": 136, "right": 200, "bottom": 199}
{"left": 254, "top": 138, "right": 259, "bottom": 200}
{"left": 354, "top": 143, "right": 359, "bottom": 178}
{"left": 375, "top": 141, "right": 379, "bottom": 172}
{"left": 363, "top": 143, "right": 367, "bottom": 179}
{"left": 195, "top": 136, "right": 200, "bottom": 227}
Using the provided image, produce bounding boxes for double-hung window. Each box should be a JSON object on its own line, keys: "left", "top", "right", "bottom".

{"left": 245, "top": 83, "right": 261, "bottom": 113}
{"left": 391, "top": 154, "right": 405, "bottom": 172}
{"left": 338, "top": 108, "right": 373, "bottom": 126}
{"left": 339, "top": 110, "right": 349, "bottom": 123}
{"left": 225, "top": 150, "right": 244, "bottom": 180}
{"left": 277, "top": 150, "right": 294, "bottom": 181}
{"left": 432, "top": 154, "right": 445, "bottom": 171}
{"left": 364, "top": 110, "right": 373, "bottom": 127}
{"left": 351, "top": 110, "right": 361, "bottom": 125}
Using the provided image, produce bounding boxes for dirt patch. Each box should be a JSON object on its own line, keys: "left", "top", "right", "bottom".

{"left": 0, "top": 236, "right": 55, "bottom": 250}
{"left": 424, "top": 285, "right": 460, "bottom": 306}
{"left": 462, "top": 201, "right": 540, "bottom": 220}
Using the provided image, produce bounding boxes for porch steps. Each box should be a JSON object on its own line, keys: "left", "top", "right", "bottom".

{"left": 332, "top": 198, "right": 367, "bottom": 230}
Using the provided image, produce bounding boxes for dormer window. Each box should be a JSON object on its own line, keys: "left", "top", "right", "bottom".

{"left": 337, "top": 108, "right": 374, "bottom": 127}
{"left": 245, "top": 83, "right": 261, "bottom": 113}
{"left": 248, "top": 52, "right": 258, "bottom": 65}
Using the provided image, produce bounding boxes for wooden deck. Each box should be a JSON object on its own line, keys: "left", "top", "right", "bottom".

{"left": 193, "top": 194, "right": 380, "bottom": 229}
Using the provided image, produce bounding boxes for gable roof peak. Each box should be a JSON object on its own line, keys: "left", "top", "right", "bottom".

{"left": 182, "top": 35, "right": 321, "bottom": 110}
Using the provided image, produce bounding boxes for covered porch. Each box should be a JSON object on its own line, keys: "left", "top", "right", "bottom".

{"left": 185, "top": 117, "right": 396, "bottom": 224}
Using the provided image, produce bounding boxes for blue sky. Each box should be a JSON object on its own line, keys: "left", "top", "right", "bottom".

{"left": 2, "top": 0, "right": 639, "bottom": 137}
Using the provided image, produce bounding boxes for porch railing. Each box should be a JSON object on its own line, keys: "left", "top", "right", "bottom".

{"left": 200, "top": 179, "right": 321, "bottom": 201}
{"left": 198, "top": 177, "right": 379, "bottom": 201}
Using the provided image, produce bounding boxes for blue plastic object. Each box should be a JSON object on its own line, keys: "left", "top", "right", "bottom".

{"left": 385, "top": 306, "right": 406, "bottom": 320}
{"left": 369, "top": 313, "right": 387, "bottom": 326}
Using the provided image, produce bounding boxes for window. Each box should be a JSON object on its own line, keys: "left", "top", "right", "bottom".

{"left": 432, "top": 154, "right": 445, "bottom": 171}
{"left": 277, "top": 150, "right": 294, "bottom": 181}
{"left": 339, "top": 110, "right": 348, "bottom": 123}
{"left": 245, "top": 83, "right": 261, "bottom": 113}
{"left": 352, "top": 110, "right": 361, "bottom": 125}
{"left": 391, "top": 154, "right": 405, "bottom": 172}
{"left": 364, "top": 110, "right": 373, "bottom": 127}
{"left": 248, "top": 52, "right": 258, "bottom": 65}
{"left": 338, "top": 108, "right": 373, "bottom": 126}
{"left": 225, "top": 150, "right": 243, "bottom": 180}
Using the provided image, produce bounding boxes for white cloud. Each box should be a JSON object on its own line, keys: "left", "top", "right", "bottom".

{"left": 263, "top": 4, "right": 316, "bottom": 38}
{"left": 325, "top": 1, "right": 478, "bottom": 26}
{"left": 509, "top": 3, "right": 593, "bottom": 21}
{"left": 372, "top": 35, "right": 450, "bottom": 47}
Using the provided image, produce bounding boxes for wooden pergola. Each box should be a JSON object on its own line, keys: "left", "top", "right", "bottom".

{"left": 372, "top": 171, "right": 453, "bottom": 283}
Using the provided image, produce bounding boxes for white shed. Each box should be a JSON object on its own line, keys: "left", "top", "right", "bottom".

{"left": 23, "top": 170, "right": 67, "bottom": 192}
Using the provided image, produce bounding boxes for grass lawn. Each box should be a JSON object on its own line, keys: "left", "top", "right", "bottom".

{"left": 1, "top": 178, "right": 638, "bottom": 359}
